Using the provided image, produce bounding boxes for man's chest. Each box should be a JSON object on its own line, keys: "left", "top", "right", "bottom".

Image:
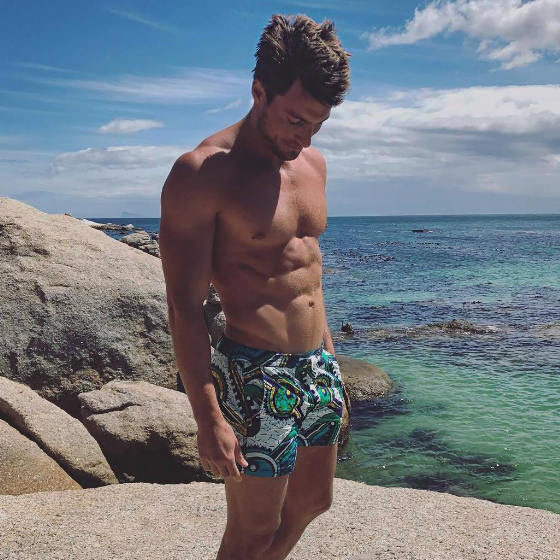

{"left": 217, "top": 163, "right": 327, "bottom": 246}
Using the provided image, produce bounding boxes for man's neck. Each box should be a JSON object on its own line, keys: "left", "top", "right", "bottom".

{"left": 230, "top": 109, "right": 285, "bottom": 170}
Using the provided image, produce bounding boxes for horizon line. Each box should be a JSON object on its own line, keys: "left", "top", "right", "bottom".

{"left": 82, "top": 212, "right": 560, "bottom": 219}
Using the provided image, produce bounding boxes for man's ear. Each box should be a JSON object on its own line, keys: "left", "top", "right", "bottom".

{"left": 251, "top": 78, "right": 267, "bottom": 106}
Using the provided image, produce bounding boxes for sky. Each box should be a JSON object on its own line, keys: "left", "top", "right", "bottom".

{"left": 1, "top": 0, "right": 560, "bottom": 217}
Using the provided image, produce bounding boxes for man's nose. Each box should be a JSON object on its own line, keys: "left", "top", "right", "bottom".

{"left": 297, "top": 127, "right": 313, "bottom": 148}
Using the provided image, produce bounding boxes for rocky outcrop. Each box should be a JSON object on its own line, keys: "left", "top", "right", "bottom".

{"left": 0, "top": 377, "right": 117, "bottom": 487}
{"left": 78, "top": 380, "right": 214, "bottom": 484}
{"left": 427, "top": 318, "right": 500, "bottom": 334}
{"left": 0, "top": 479, "right": 558, "bottom": 559}
{"left": 120, "top": 231, "right": 160, "bottom": 257}
{"left": 87, "top": 221, "right": 141, "bottom": 232}
{"left": 0, "top": 420, "right": 82, "bottom": 495}
{"left": 0, "top": 197, "right": 177, "bottom": 418}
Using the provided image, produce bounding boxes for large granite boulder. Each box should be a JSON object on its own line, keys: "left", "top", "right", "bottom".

{"left": 0, "top": 377, "right": 117, "bottom": 487}
{"left": 78, "top": 380, "right": 213, "bottom": 484}
{"left": 0, "top": 197, "right": 177, "bottom": 418}
{"left": 0, "top": 479, "right": 558, "bottom": 559}
{"left": 0, "top": 419, "right": 82, "bottom": 495}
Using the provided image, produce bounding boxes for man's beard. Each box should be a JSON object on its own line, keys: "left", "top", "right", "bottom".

{"left": 256, "top": 109, "right": 297, "bottom": 161}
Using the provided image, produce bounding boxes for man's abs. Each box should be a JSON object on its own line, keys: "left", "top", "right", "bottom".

{"left": 212, "top": 235, "right": 326, "bottom": 354}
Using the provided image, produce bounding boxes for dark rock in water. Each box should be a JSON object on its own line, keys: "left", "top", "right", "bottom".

{"left": 330, "top": 248, "right": 395, "bottom": 263}
{"left": 403, "top": 472, "right": 472, "bottom": 492}
{"left": 427, "top": 318, "right": 499, "bottom": 334}
{"left": 450, "top": 453, "right": 517, "bottom": 479}
{"left": 341, "top": 321, "right": 355, "bottom": 334}
{"left": 411, "top": 229, "right": 433, "bottom": 233}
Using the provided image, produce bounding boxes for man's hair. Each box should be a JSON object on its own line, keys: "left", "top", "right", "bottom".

{"left": 252, "top": 13, "right": 351, "bottom": 107}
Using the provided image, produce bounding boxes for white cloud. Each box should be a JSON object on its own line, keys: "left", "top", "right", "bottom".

{"left": 362, "top": 0, "right": 560, "bottom": 69}
{"left": 23, "top": 67, "right": 249, "bottom": 104}
{"left": 314, "top": 84, "right": 560, "bottom": 198}
{"left": 105, "top": 8, "right": 183, "bottom": 34}
{"left": 14, "top": 62, "right": 82, "bottom": 74}
{"left": 205, "top": 98, "right": 243, "bottom": 114}
{"left": 50, "top": 145, "right": 183, "bottom": 174}
{"left": 98, "top": 118, "right": 165, "bottom": 134}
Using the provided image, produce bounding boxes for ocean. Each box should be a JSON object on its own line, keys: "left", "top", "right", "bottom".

{"left": 91, "top": 214, "right": 560, "bottom": 514}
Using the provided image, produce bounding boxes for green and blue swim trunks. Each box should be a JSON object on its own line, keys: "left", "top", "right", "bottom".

{"left": 211, "top": 333, "right": 345, "bottom": 478}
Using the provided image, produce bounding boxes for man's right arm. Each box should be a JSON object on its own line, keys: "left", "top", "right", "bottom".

{"left": 159, "top": 151, "right": 223, "bottom": 427}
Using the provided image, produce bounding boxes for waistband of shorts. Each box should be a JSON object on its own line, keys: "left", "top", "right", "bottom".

{"left": 215, "top": 333, "right": 325, "bottom": 367}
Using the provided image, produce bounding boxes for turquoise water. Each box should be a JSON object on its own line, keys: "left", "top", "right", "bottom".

{"left": 93, "top": 214, "right": 560, "bottom": 514}
{"left": 319, "top": 215, "right": 560, "bottom": 515}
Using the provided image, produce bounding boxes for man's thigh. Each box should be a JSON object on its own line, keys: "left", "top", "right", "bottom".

{"left": 223, "top": 471, "right": 290, "bottom": 536}
{"left": 283, "top": 443, "right": 338, "bottom": 516}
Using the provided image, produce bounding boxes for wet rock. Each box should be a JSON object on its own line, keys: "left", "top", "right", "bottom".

{"left": 336, "top": 355, "right": 394, "bottom": 401}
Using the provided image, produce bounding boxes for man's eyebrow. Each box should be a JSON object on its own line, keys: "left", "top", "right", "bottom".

{"left": 287, "top": 111, "right": 330, "bottom": 124}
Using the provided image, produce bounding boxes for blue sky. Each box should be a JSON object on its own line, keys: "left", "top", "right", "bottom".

{"left": 1, "top": 0, "right": 560, "bottom": 217}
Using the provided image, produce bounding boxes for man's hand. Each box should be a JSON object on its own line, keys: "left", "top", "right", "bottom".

{"left": 197, "top": 418, "right": 249, "bottom": 482}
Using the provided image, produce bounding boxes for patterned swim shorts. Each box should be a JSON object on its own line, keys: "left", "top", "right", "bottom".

{"left": 210, "top": 333, "right": 345, "bottom": 478}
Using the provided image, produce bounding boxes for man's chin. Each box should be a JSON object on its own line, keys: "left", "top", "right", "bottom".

{"left": 281, "top": 147, "right": 302, "bottom": 160}
{"left": 283, "top": 151, "right": 300, "bottom": 161}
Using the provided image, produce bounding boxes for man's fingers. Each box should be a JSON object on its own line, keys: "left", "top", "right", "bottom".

{"left": 215, "top": 463, "right": 230, "bottom": 479}
{"left": 234, "top": 444, "right": 249, "bottom": 468}
{"left": 201, "top": 457, "right": 221, "bottom": 477}
{"left": 225, "top": 460, "right": 242, "bottom": 482}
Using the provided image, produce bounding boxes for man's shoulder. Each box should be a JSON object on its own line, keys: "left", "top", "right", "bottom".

{"left": 162, "top": 146, "right": 229, "bottom": 212}
{"left": 303, "top": 146, "right": 327, "bottom": 181}
{"left": 173, "top": 144, "right": 229, "bottom": 177}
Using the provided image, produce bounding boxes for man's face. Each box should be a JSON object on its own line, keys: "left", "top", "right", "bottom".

{"left": 254, "top": 78, "right": 331, "bottom": 161}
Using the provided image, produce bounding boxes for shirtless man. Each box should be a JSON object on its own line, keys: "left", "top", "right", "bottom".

{"left": 159, "top": 14, "right": 351, "bottom": 560}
